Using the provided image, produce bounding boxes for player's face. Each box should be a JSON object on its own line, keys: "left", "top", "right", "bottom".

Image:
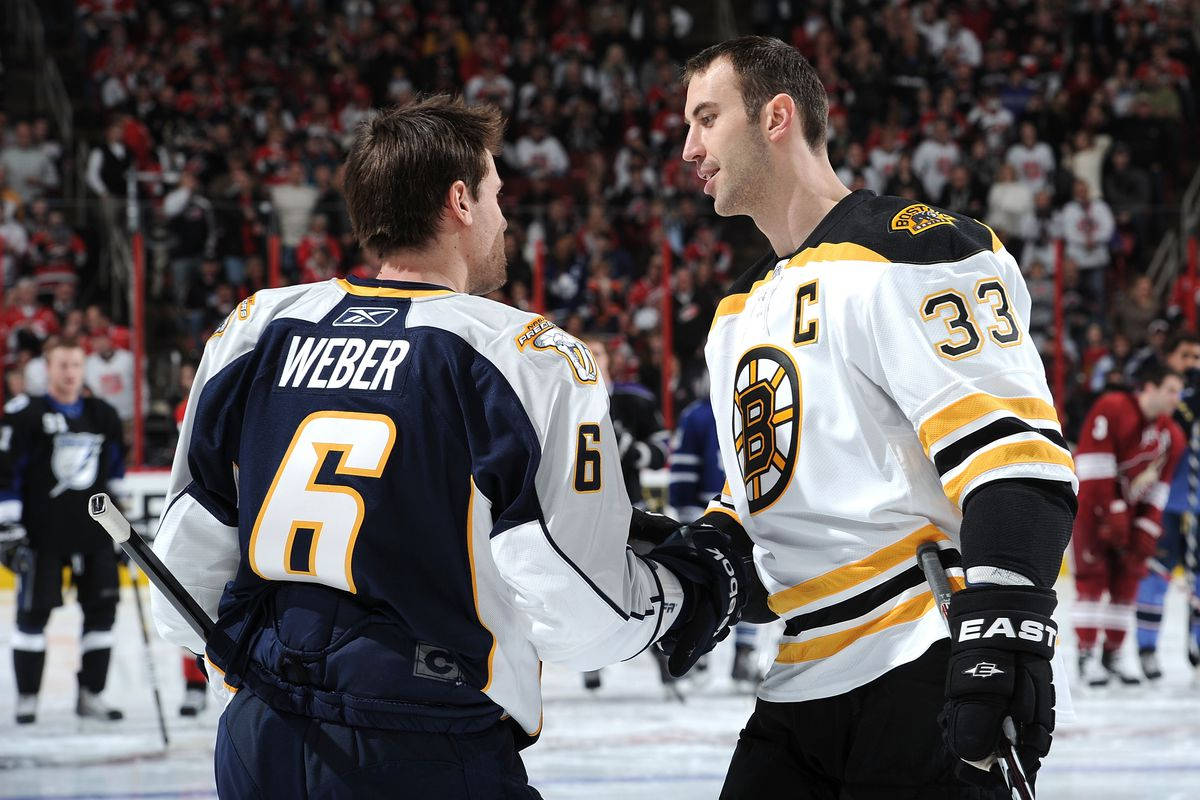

{"left": 1147, "top": 375, "right": 1185, "bottom": 417}
{"left": 46, "top": 346, "right": 86, "bottom": 402}
{"left": 467, "top": 156, "right": 508, "bottom": 296}
{"left": 1166, "top": 342, "right": 1200, "bottom": 375}
{"left": 682, "top": 58, "right": 770, "bottom": 217}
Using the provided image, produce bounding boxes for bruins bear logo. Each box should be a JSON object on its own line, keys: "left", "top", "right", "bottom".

{"left": 732, "top": 345, "right": 801, "bottom": 514}
{"left": 890, "top": 204, "right": 956, "bottom": 235}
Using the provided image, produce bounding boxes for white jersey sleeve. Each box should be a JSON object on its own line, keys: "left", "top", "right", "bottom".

{"left": 150, "top": 285, "right": 344, "bottom": 654}
{"left": 850, "top": 244, "right": 1076, "bottom": 510}
{"left": 444, "top": 310, "right": 685, "bottom": 671}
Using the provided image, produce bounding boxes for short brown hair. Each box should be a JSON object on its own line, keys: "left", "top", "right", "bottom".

{"left": 42, "top": 335, "right": 84, "bottom": 355}
{"left": 683, "top": 36, "right": 828, "bottom": 151}
{"left": 343, "top": 95, "right": 503, "bottom": 255}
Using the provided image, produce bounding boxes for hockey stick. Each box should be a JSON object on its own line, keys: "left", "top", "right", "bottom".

{"left": 127, "top": 559, "right": 170, "bottom": 747}
{"left": 89, "top": 493, "right": 214, "bottom": 641}
{"left": 916, "top": 542, "right": 1035, "bottom": 800}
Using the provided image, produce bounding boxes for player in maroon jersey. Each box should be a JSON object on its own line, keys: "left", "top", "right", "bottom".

{"left": 1072, "top": 363, "right": 1185, "bottom": 686}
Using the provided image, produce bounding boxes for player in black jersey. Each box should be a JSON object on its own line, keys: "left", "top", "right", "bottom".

{"left": 0, "top": 335, "right": 127, "bottom": 724}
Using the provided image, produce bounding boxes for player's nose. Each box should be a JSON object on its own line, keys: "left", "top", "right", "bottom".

{"left": 682, "top": 127, "right": 704, "bottom": 163}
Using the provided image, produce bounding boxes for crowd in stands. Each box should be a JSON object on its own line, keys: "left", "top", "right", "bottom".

{"left": 0, "top": 0, "right": 1198, "bottom": 463}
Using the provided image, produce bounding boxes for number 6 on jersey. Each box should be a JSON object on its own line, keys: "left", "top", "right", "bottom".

{"left": 249, "top": 411, "right": 397, "bottom": 593}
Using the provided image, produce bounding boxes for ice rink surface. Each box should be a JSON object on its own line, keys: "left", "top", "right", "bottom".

{"left": 1, "top": 577, "right": 1198, "bottom": 799}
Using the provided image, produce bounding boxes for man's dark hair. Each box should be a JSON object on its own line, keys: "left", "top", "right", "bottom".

{"left": 1165, "top": 331, "right": 1200, "bottom": 357}
{"left": 1134, "top": 361, "right": 1182, "bottom": 391}
{"left": 343, "top": 95, "right": 503, "bottom": 255}
{"left": 683, "top": 36, "right": 828, "bottom": 151}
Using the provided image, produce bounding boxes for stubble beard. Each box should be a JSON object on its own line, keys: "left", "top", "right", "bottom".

{"left": 714, "top": 129, "right": 771, "bottom": 218}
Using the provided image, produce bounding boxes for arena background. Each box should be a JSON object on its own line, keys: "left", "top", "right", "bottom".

{"left": 1, "top": 1, "right": 1199, "bottom": 797}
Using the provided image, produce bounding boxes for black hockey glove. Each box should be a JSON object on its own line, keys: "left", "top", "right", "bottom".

{"left": 0, "top": 522, "right": 28, "bottom": 572}
{"left": 647, "top": 520, "right": 748, "bottom": 677}
{"left": 629, "top": 507, "right": 680, "bottom": 548}
{"left": 942, "top": 585, "right": 1057, "bottom": 787}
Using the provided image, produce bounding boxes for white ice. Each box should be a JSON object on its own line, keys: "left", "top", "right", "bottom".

{"left": 1, "top": 577, "right": 1198, "bottom": 799}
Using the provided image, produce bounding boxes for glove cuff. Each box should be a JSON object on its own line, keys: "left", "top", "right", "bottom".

{"left": 948, "top": 586, "right": 1058, "bottom": 660}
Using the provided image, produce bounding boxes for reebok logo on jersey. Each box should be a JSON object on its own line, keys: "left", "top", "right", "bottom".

{"left": 957, "top": 616, "right": 1058, "bottom": 648}
{"left": 333, "top": 307, "right": 399, "bottom": 327}
{"left": 963, "top": 661, "right": 1004, "bottom": 678}
{"left": 890, "top": 204, "right": 955, "bottom": 235}
{"left": 278, "top": 335, "right": 410, "bottom": 391}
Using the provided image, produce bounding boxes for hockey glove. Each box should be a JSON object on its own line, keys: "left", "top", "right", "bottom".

{"left": 0, "top": 522, "right": 28, "bottom": 572}
{"left": 629, "top": 507, "right": 680, "bottom": 548}
{"left": 1095, "top": 499, "right": 1131, "bottom": 549}
{"left": 647, "top": 521, "right": 748, "bottom": 677}
{"left": 1125, "top": 517, "right": 1160, "bottom": 563}
{"left": 942, "top": 585, "right": 1057, "bottom": 787}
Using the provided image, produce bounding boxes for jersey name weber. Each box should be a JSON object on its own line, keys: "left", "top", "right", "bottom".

{"left": 704, "top": 192, "right": 1075, "bottom": 703}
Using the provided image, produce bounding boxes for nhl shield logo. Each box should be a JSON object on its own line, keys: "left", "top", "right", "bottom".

{"left": 732, "top": 345, "right": 800, "bottom": 514}
{"left": 890, "top": 204, "right": 956, "bottom": 235}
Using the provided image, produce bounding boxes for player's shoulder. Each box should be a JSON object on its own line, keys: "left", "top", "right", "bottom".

{"left": 1093, "top": 390, "right": 1137, "bottom": 417}
{"left": 827, "top": 192, "right": 1001, "bottom": 268}
{"left": 408, "top": 293, "right": 602, "bottom": 387}
{"left": 678, "top": 398, "right": 713, "bottom": 425}
{"left": 2, "top": 393, "right": 45, "bottom": 423}
{"left": 83, "top": 394, "right": 122, "bottom": 424}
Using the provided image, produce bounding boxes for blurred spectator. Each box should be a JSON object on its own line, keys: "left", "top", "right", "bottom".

{"left": 28, "top": 210, "right": 86, "bottom": 298}
{"left": 1113, "top": 276, "right": 1162, "bottom": 347}
{"left": 85, "top": 331, "right": 143, "bottom": 439}
{"left": 1006, "top": 121, "right": 1055, "bottom": 194}
{"left": 1103, "top": 144, "right": 1151, "bottom": 243}
{"left": 938, "top": 164, "right": 985, "bottom": 219}
{"left": 1060, "top": 178, "right": 1116, "bottom": 303}
{"left": 512, "top": 117, "right": 570, "bottom": 179}
{"left": 1065, "top": 129, "right": 1110, "bottom": 200}
{"left": 270, "top": 163, "right": 319, "bottom": 277}
{"left": 986, "top": 163, "right": 1035, "bottom": 244}
{"left": 296, "top": 214, "right": 343, "bottom": 281}
{"left": 836, "top": 142, "right": 884, "bottom": 195}
{"left": 1, "top": 279, "right": 59, "bottom": 357}
{"left": 0, "top": 121, "right": 59, "bottom": 203}
{"left": 0, "top": 207, "right": 29, "bottom": 287}
{"left": 912, "top": 118, "right": 960, "bottom": 199}
{"left": 85, "top": 119, "right": 130, "bottom": 201}
{"left": 164, "top": 171, "right": 217, "bottom": 301}
{"left": 0, "top": 164, "right": 23, "bottom": 221}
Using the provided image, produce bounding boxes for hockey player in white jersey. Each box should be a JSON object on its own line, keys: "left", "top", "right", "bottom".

{"left": 150, "top": 96, "right": 747, "bottom": 798}
{"left": 680, "top": 38, "right": 1076, "bottom": 798}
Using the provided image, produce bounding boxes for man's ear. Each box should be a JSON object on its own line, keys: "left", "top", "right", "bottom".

{"left": 764, "top": 93, "right": 796, "bottom": 144}
{"left": 447, "top": 179, "right": 472, "bottom": 226}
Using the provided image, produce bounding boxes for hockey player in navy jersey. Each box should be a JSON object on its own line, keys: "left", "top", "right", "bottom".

{"left": 150, "top": 95, "right": 747, "bottom": 798}
{"left": 0, "top": 336, "right": 128, "bottom": 724}
{"left": 670, "top": 388, "right": 762, "bottom": 690}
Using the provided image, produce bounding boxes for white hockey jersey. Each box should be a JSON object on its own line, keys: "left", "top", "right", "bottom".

{"left": 151, "top": 275, "right": 682, "bottom": 735}
{"left": 704, "top": 191, "right": 1076, "bottom": 702}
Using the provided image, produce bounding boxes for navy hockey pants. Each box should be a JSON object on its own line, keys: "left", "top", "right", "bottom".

{"left": 215, "top": 689, "right": 543, "bottom": 799}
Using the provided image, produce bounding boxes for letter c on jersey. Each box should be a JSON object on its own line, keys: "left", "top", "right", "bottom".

{"left": 732, "top": 345, "right": 801, "bottom": 514}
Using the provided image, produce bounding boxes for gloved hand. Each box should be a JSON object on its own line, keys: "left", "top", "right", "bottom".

{"left": 1095, "top": 499, "right": 1131, "bottom": 548}
{"left": 1126, "top": 516, "right": 1160, "bottom": 562}
{"left": 0, "top": 521, "right": 30, "bottom": 572}
{"left": 647, "top": 520, "right": 748, "bottom": 677}
{"left": 941, "top": 585, "right": 1057, "bottom": 788}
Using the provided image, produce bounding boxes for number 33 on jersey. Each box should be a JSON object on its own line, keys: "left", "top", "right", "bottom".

{"left": 704, "top": 192, "right": 1075, "bottom": 703}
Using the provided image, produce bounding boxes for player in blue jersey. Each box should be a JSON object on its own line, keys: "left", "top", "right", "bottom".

{"left": 1135, "top": 332, "right": 1200, "bottom": 679}
{"left": 669, "top": 388, "right": 763, "bottom": 690}
{"left": 149, "top": 95, "right": 748, "bottom": 799}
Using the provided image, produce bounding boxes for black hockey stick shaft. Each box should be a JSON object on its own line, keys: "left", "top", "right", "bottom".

{"left": 129, "top": 564, "right": 170, "bottom": 747}
{"left": 89, "top": 493, "right": 214, "bottom": 641}
{"left": 916, "top": 542, "right": 1034, "bottom": 800}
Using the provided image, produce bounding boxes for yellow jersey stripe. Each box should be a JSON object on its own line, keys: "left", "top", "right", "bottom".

{"left": 337, "top": 278, "right": 454, "bottom": 298}
{"left": 776, "top": 577, "right": 964, "bottom": 663}
{"left": 202, "top": 651, "right": 240, "bottom": 694}
{"left": 466, "top": 478, "right": 498, "bottom": 693}
{"left": 711, "top": 242, "right": 890, "bottom": 328}
{"left": 980, "top": 222, "right": 1004, "bottom": 253}
{"left": 943, "top": 439, "right": 1075, "bottom": 507}
{"left": 919, "top": 394, "right": 1060, "bottom": 455}
{"left": 705, "top": 505, "right": 743, "bottom": 526}
{"left": 767, "top": 525, "right": 948, "bottom": 616}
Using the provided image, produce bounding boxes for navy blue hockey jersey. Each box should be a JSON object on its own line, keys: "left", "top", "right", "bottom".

{"left": 668, "top": 398, "right": 725, "bottom": 521}
{"left": 151, "top": 276, "right": 683, "bottom": 735}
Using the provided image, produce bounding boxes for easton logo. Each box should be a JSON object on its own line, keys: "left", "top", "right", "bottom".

{"left": 890, "top": 204, "right": 956, "bottom": 235}
{"left": 963, "top": 661, "right": 1005, "bottom": 678}
{"left": 333, "top": 307, "right": 399, "bottom": 327}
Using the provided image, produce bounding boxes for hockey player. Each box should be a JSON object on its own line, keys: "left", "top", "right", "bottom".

{"left": 1074, "top": 363, "right": 1185, "bottom": 686}
{"left": 150, "top": 96, "right": 747, "bottom": 798}
{"left": 0, "top": 335, "right": 127, "bottom": 724}
{"left": 681, "top": 37, "right": 1077, "bottom": 797}
{"left": 669, "top": 390, "right": 762, "bottom": 689}
{"left": 1135, "top": 332, "right": 1200, "bottom": 680}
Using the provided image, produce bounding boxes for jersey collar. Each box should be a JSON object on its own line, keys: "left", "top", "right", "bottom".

{"left": 338, "top": 275, "right": 456, "bottom": 298}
